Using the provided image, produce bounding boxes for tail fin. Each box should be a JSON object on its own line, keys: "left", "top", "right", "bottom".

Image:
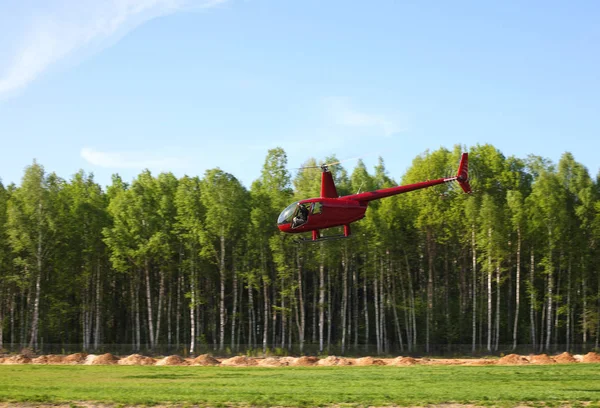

{"left": 456, "top": 153, "right": 472, "bottom": 194}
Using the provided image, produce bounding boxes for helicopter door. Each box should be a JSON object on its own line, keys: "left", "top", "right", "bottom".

{"left": 291, "top": 203, "right": 310, "bottom": 229}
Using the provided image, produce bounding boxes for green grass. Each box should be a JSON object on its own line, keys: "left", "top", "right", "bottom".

{"left": 1, "top": 364, "right": 600, "bottom": 407}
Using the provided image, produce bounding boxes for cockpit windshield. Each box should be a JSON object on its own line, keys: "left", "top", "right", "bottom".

{"left": 277, "top": 201, "right": 299, "bottom": 225}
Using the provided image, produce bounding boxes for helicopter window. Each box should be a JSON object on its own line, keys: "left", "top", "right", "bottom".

{"left": 311, "top": 202, "right": 323, "bottom": 215}
{"left": 292, "top": 203, "right": 310, "bottom": 229}
{"left": 277, "top": 201, "right": 299, "bottom": 225}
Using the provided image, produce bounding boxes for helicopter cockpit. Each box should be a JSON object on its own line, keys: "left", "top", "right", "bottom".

{"left": 277, "top": 202, "right": 311, "bottom": 229}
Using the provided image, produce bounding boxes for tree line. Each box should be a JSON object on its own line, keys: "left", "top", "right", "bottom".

{"left": 0, "top": 144, "right": 599, "bottom": 356}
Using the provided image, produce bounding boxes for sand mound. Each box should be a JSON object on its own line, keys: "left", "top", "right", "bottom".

{"left": 553, "top": 352, "right": 577, "bottom": 363}
{"left": 391, "top": 356, "right": 417, "bottom": 366}
{"left": 4, "top": 354, "right": 31, "bottom": 364}
{"left": 259, "top": 357, "right": 288, "bottom": 367}
{"left": 156, "top": 355, "right": 187, "bottom": 366}
{"left": 84, "top": 354, "right": 97, "bottom": 365}
{"left": 530, "top": 354, "right": 555, "bottom": 364}
{"left": 498, "top": 354, "right": 529, "bottom": 365}
{"left": 582, "top": 352, "right": 600, "bottom": 363}
{"left": 462, "top": 359, "right": 496, "bottom": 366}
{"left": 32, "top": 355, "right": 49, "bottom": 364}
{"left": 91, "top": 353, "right": 119, "bottom": 365}
{"left": 292, "top": 356, "right": 319, "bottom": 366}
{"left": 119, "top": 354, "right": 156, "bottom": 366}
{"left": 221, "top": 356, "right": 258, "bottom": 366}
{"left": 279, "top": 357, "right": 296, "bottom": 365}
{"left": 32, "top": 354, "right": 65, "bottom": 364}
{"left": 191, "top": 354, "right": 220, "bottom": 366}
{"left": 317, "top": 356, "right": 353, "bottom": 366}
{"left": 63, "top": 353, "right": 87, "bottom": 364}
{"left": 355, "top": 356, "right": 386, "bottom": 366}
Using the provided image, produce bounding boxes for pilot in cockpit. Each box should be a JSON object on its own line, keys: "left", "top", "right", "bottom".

{"left": 292, "top": 204, "right": 309, "bottom": 228}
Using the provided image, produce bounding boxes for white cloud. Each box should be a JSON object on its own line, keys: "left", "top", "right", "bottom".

{"left": 324, "top": 96, "right": 403, "bottom": 137}
{"left": 0, "top": 0, "right": 228, "bottom": 98}
{"left": 81, "top": 147, "right": 189, "bottom": 170}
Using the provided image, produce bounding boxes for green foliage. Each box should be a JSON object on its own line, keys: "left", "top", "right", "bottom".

{"left": 1, "top": 145, "right": 600, "bottom": 353}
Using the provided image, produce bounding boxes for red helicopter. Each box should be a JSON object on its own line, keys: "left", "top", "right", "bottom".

{"left": 277, "top": 153, "right": 472, "bottom": 241}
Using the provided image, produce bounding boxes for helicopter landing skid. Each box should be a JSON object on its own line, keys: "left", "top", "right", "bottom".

{"left": 294, "top": 234, "right": 354, "bottom": 244}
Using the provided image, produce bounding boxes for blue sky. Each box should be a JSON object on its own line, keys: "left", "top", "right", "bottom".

{"left": 1, "top": 0, "right": 599, "bottom": 190}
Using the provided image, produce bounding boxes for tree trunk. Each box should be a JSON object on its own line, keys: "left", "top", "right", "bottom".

{"left": 327, "top": 267, "right": 332, "bottom": 353}
{"left": 512, "top": 227, "right": 521, "bottom": 350}
{"left": 135, "top": 278, "right": 141, "bottom": 352}
{"left": 29, "top": 224, "right": 43, "bottom": 351}
{"left": 248, "top": 282, "right": 255, "bottom": 349}
{"left": 263, "top": 276, "right": 269, "bottom": 354}
{"left": 380, "top": 258, "right": 386, "bottom": 353}
{"left": 155, "top": 270, "right": 165, "bottom": 348}
{"left": 399, "top": 259, "right": 411, "bottom": 350}
{"left": 472, "top": 226, "right": 477, "bottom": 352}
{"left": 167, "top": 281, "right": 172, "bottom": 350}
{"left": 189, "top": 263, "right": 196, "bottom": 355}
{"left": 176, "top": 267, "right": 182, "bottom": 348}
{"left": 530, "top": 248, "right": 536, "bottom": 348}
{"left": 426, "top": 229, "right": 434, "bottom": 354}
{"left": 10, "top": 292, "right": 16, "bottom": 348}
{"left": 278, "top": 275, "right": 283, "bottom": 349}
{"left": 487, "top": 227, "right": 492, "bottom": 352}
{"left": 319, "top": 251, "right": 325, "bottom": 353}
{"left": 582, "top": 277, "right": 587, "bottom": 345}
{"left": 0, "top": 290, "right": 4, "bottom": 349}
{"left": 219, "top": 233, "right": 226, "bottom": 351}
{"left": 144, "top": 259, "right": 155, "bottom": 349}
{"left": 495, "top": 261, "right": 500, "bottom": 351}
{"left": 373, "top": 266, "right": 380, "bottom": 355}
{"left": 353, "top": 256, "right": 359, "bottom": 349}
{"left": 390, "top": 257, "right": 404, "bottom": 351}
{"left": 231, "top": 258, "right": 238, "bottom": 352}
{"left": 94, "top": 262, "right": 102, "bottom": 350}
{"left": 566, "top": 258, "right": 571, "bottom": 350}
{"left": 341, "top": 247, "right": 348, "bottom": 354}
{"left": 363, "top": 263, "right": 369, "bottom": 352}
{"left": 545, "top": 229, "right": 553, "bottom": 351}
{"left": 312, "top": 279, "right": 317, "bottom": 345}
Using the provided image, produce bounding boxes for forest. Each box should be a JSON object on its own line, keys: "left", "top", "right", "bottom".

{"left": 0, "top": 144, "right": 599, "bottom": 357}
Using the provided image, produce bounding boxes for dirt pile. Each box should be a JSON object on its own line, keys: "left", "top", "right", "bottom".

{"left": 119, "top": 354, "right": 156, "bottom": 366}
{"left": 32, "top": 354, "right": 65, "bottom": 364}
{"left": 279, "top": 357, "right": 296, "bottom": 365}
{"left": 3, "top": 354, "right": 31, "bottom": 364}
{"left": 317, "top": 356, "right": 353, "bottom": 366}
{"left": 63, "top": 353, "right": 87, "bottom": 364}
{"left": 292, "top": 356, "right": 319, "bottom": 366}
{"left": 84, "top": 354, "right": 97, "bottom": 365}
{"left": 553, "top": 352, "right": 577, "bottom": 363}
{"left": 91, "top": 353, "right": 119, "bottom": 365}
{"left": 259, "top": 357, "right": 288, "bottom": 367}
{"left": 191, "top": 354, "right": 220, "bottom": 366}
{"left": 221, "top": 356, "right": 258, "bottom": 366}
{"left": 498, "top": 354, "right": 529, "bottom": 365}
{"left": 355, "top": 356, "right": 386, "bottom": 366}
{"left": 582, "top": 352, "right": 600, "bottom": 363}
{"left": 390, "top": 356, "right": 417, "bottom": 366}
{"left": 156, "top": 355, "right": 187, "bottom": 366}
{"left": 530, "top": 354, "right": 556, "bottom": 364}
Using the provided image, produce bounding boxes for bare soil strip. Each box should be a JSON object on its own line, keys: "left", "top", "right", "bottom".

{"left": 2, "top": 351, "right": 599, "bottom": 366}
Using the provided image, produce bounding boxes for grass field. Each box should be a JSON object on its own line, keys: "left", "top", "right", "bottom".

{"left": 1, "top": 364, "right": 600, "bottom": 407}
